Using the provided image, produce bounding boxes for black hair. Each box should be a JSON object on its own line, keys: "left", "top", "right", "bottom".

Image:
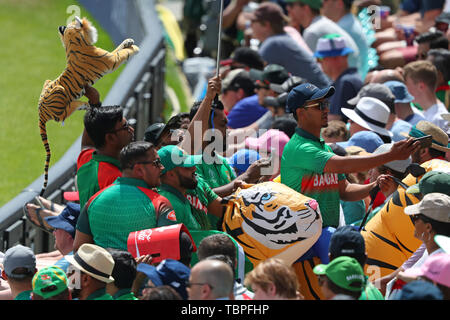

{"left": 84, "top": 105, "right": 123, "bottom": 148}
{"left": 429, "top": 36, "right": 449, "bottom": 50}
{"left": 106, "top": 248, "right": 137, "bottom": 290}
{"left": 429, "top": 147, "right": 446, "bottom": 159}
{"left": 179, "top": 231, "right": 195, "bottom": 267}
{"left": 272, "top": 116, "right": 297, "bottom": 138}
{"left": 166, "top": 112, "right": 190, "bottom": 131}
{"left": 119, "top": 141, "right": 155, "bottom": 169}
{"left": 427, "top": 49, "right": 450, "bottom": 83}
{"left": 189, "top": 101, "right": 202, "bottom": 121}
{"left": 197, "top": 234, "right": 236, "bottom": 268}
{"left": 188, "top": 99, "right": 224, "bottom": 128}
{"left": 232, "top": 47, "right": 265, "bottom": 70}
{"left": 225, "top": 73, "right": 256, "bottom": 97}
{"left": 415, "top": 31, "right": 445, "bottom": 44}
{"left": 418, "top": 214, "right": 450, "bottom": 237}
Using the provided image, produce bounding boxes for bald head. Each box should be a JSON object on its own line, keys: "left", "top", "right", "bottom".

{"left": 189, "top": 259, "right": 234, "bottom": 300}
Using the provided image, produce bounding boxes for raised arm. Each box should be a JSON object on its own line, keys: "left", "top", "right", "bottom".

{"left": 179, "top": 76, "right": 222, "bottom": 155}
{"left": 324, "top": 138, "right": 419, "bottom": 174}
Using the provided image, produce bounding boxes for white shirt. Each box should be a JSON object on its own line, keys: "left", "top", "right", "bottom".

{"left": 423, "top": 101, "right": 449, "bottom": 133}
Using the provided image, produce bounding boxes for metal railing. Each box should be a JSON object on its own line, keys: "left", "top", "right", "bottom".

{"left": 0, "top": 0, "right": 166, "bottom": 253}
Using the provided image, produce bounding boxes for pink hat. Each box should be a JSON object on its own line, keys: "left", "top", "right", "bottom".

{"left": 403, "top": 253, "right": 450, "bottom": 287}
{"left": 245, "top": 129, "right": 290, "bottom": 157}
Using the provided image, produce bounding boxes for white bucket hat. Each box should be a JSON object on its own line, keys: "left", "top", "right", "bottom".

{"left": 342, "top": 97, "right": 393, "bottom": 138}
{"left": 66, "top": 244, "right": 115, "bottom": 283}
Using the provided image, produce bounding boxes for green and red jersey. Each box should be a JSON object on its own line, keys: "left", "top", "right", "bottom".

{"left": 280, "top": 127, "right": 345, "bottom": 228}
{"left": 76, "top": 149, "right": 122, "bottom": 210}
{"left": 76, "top": 177, "right": 177, "bottom": 250}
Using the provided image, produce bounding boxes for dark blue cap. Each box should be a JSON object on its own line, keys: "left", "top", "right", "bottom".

{"left": 286, "top": 83, "right": 335, "bottom": 113}
{"left": 394, "top": 280, "right": 443, "bottom": 300}
{"left": 137, "top": 259, "right": 190, "bottom": 300}
{"left": 329, "top": 226, "right": 366, "bottom": 257}
{"left": 44, "top": 202, "right": 80, "bottom": 238}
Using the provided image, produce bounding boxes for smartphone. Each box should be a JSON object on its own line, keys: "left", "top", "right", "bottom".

{"left": 412, "top": 135, "right": 432, "bottom": 148}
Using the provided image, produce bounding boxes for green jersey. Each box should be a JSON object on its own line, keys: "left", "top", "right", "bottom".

{"left": 114, "top": 289, "right": 139, "bottom": 300}
{"left": 195, "top": 153, "right": 236, "bottom": 228}
{"left": 86, "top": 288, "right": 113, "bottom": 300}
{"left": 76, "top": 151, "right": 122, "bottom": 210}
{"left": 77, "top": 177, "right": 176, "bottom": 250}
{"left": 157, "top": 184, "right": 202, "bottom": 231}
{"left": 186, "top": 176, "right": 219, "bottom": 230}
{"left": 280, "top": 127, "right": 345, "bottom": 227}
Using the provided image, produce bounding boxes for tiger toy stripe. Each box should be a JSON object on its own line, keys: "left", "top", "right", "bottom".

{"left": 38, "top": 16, "right": 139, "bottom": 196}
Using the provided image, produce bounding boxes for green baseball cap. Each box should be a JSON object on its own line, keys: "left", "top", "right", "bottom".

{"left": 313, "top": 256, "right": 365, "bottom": 292}
{"left": 284, "top": 0, "right": 323, "bottom": 10}
{"left": 32, "top": 266, "right": 68, "bottom": 299}
{"left": 406, "top": 171, "right": 450, "bottom": 196}
{"left": 157, "top": 145, "right": 202, "bottom": 175}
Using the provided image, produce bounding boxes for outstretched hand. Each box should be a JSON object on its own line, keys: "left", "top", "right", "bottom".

{"left": 389, "top": 138, "right": 420, "bottom": 161}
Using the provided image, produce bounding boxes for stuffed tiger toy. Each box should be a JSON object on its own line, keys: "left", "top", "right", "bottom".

{"left": 38, "top": 16, "right": 139, "bottom": 196}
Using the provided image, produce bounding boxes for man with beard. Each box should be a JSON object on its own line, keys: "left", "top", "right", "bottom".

{"left": 157, "top": 145, "right": 224, "bottom": 231}
{"left": 280, "top": 83, "right": 421, "bottom": 228}
{"left": 73, "top": 141, "right": 176, "bottom": 251}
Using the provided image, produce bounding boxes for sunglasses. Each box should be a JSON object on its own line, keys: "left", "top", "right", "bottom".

{"left": 304, "top": 100, "right": 330, "bottom": 111}
{"left": 411, "top": 213, "right": 431, "bottom": 224}
{"left": 108, "top": 120, "right": 131, "bottom": 133}
{"left": 133, "top": 158, "right": 163, "bottom": 169}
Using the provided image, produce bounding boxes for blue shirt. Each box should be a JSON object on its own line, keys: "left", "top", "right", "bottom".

{"left": 400, "top": 0, "right": 445, "bottom": 16}
{"left": 391, "top": 119, "right": 412, "bottom": 142}
{"left": 329, "top": 68, "right": 363, "bottom": 118}
{"left": 259, "top": 33, "right": 331, "bottom": 88}
{"left": 404, "top": 112, "right": 425, "bottom": 126}
{"left": 227, "top": 94, "right": 268, "bottom": 129}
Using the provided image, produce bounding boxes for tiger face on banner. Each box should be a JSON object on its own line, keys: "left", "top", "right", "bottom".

{"left": 222, "top": 182, "right": 322, "bottom": 266}
{"left": 38, "top": 16, "right": 139, "bottom": 197}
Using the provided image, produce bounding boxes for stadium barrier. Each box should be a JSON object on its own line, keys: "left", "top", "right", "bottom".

{"left": 0, "top": 0, "right": 166, "bottom": 253}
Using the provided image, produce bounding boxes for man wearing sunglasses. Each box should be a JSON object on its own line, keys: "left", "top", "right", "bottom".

{"left": 73, "top": 141, "right": 176, "bottom": 252}
{"left": 77, "top": 101, "right": 135, "bottom": 210}
{"left": 281, "top": 82, "right": 421, "bottom": 229}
